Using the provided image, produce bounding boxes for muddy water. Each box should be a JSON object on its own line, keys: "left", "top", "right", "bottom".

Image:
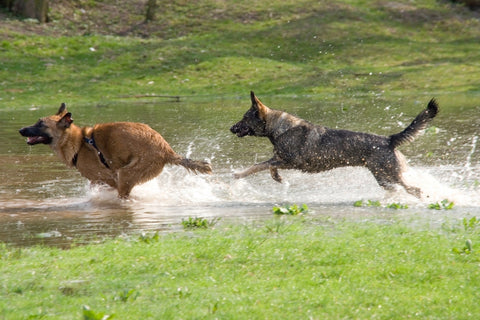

{"left": 1, "top": 94, "right": 479, "bottom": 246}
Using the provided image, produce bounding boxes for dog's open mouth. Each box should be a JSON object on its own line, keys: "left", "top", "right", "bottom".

{"left": 235, "top": 129, "right": 248, "bottom": 137}
{"left": 230, "top": 124, "right": 253, "bottom": 137}
{"left": 19, "top": 126, "right": 52, "bottom": 145}
{"left": 25, "top": 136, "right": 51, "bottom": 145}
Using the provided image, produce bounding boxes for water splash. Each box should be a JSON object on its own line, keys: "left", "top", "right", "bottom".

{"left": 403, "top": 166, "right": 480, "bottom": 207}
{"left": 465, "top": 135, "right": 478, "bottom": 179}
{"left": 123, "top": 165, "right": 479, "bottom": 208}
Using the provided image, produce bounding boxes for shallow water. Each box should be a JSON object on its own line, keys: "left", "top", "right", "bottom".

{"left": 1, "top": 94, "right": 479, "bottom": 246}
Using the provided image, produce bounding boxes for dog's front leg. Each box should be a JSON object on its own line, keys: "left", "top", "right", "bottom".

{"left": 233, "top": 158, "right": 283, "bottom": 182}
{"left": 269, "top": 167, "right": 282, "bottom": 183}
{"left": 233, "top": 161, "right": 270, "bottom": 179}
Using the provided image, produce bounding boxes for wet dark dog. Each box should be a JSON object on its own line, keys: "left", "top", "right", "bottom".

{"left": 19, "top": 103, "right": 212, "bottom": 198}
{"left": 230, "top": 92, "right": 438, "bottom": 197}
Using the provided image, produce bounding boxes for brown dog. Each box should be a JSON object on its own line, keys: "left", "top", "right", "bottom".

{"left": 230, "top": 92, "right": 438, "bottom": 197}
{"left": 19, "top": 103, "right": 212, "bottom": 198}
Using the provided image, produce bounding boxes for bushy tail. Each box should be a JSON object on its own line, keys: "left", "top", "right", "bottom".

{"left": 389, "top": 98, "right": 439, "bottom": 149}
{"left": 177, "top": 158, "right": 212, "bottom": 174}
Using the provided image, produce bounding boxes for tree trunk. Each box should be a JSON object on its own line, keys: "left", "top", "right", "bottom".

{"left": 11, "top": 0, "right": 49, "bottom": 23}
{"left": 0, "top": 0, "right": 15, "bottom": 10}
{"left": 145, "top": 0, "right": 157, "bottom": 22}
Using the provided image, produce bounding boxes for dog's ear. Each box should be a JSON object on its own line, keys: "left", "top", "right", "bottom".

{"left": 56, "top": 103, "right": 67, "bottom": 115}
{"left": 250, "top": 91, "right": 257, "bottom": 105}
{"left": 250, "top": 91, "right": 269, "bottom": 120}
{"left": 57, "top": 112, "right": 73, "bottom": 129}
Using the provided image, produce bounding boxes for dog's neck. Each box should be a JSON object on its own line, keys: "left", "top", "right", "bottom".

{"left": 266, "top": 110, "right": 305, "bottom": 140}
{"left": 51, "top": 124, "right": 84, "bottom": 168}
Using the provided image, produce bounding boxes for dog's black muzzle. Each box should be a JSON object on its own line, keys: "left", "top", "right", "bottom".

{"left": 19, "top": 126, "right": 52, "bottom": 145}
{"left": 230, "top": 122, "right": 253, "bottom": 138}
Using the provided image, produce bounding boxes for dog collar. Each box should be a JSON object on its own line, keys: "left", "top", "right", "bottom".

{"left": 84, "top": 134, "right": 110, "bottom": 169}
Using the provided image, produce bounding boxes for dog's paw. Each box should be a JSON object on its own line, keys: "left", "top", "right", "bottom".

{"left": 273, "top": 176, "right": 282, "bottom": 183}
{"left": 270, "top": 168, "right": 282, "bottom": 183}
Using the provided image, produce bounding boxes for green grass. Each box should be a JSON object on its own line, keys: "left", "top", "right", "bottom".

{"left": 1, "top": 216, "right": 480, "bottom": 319}
{"left": 1, "top": 0, "right": 480, "bottom": 109}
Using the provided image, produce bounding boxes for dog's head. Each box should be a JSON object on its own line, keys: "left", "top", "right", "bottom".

{"left": 230, "top": 91, "right": 270, "bottom": 137}
{"left": 19, "top": 103, "right": 73, "bottom": 146}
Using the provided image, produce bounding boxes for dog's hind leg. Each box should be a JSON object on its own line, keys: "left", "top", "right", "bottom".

{"left": 371, "top": 169, "right": 421, "bottom": 198}
{"left": 117, "top": 169, "right": 137, "bottom": 199}
{"left": 399, "top": 180, "right": 422, "bottom": 198}
{"left": 116, "top": 157, "right": 160, "bottom": 199}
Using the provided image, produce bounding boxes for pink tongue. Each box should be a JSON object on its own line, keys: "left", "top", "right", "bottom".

{"left": 27, "top": 137, "right": 41, "bottom": 144}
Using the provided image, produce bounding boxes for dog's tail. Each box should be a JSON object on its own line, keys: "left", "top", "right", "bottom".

{"left": 175, "top": 157, "right": 212, "bottom": 174}
{"left": 389, "top": 98, "right": 438, "bottom": 149}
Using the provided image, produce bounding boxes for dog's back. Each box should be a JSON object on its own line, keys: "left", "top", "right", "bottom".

{"left": 89, "top": 122, "right": 178, "bottom": 169}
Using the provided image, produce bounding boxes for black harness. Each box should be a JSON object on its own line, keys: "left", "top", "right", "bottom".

{"left": 72, "top": 134, "right": 110, "bottom": 169}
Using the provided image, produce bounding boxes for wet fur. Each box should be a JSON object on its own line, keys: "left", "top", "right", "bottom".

{"left": 230, "top": 92, "right": 438, "bottom": 198}
{"left": 19, "top": 104, "right": 212, "bottom": 198}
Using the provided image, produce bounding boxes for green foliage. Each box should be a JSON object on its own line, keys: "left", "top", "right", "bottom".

{"left": 272, "top": 204, "right": 308, "bottom": 215}
{"left": 354, "top": 200, "right": 381, "bottom": 207}
{"left": 138, "top": 232, "right": 160, "bottom": 244}
{"left": 114, "top": 289, "right": 137, "bottom": 302}
{"left": 181, "top": 217, "right": 218, "bottom": 230}
{"left": 428, "top": 199, "right": 455, "bottom": 210}
{"left": 354, "top": 200, "right": 408, "bottom": 209}
{"left": 463, "top": 217, "right": 480, "bottom": 231}
{"left": 452, "top": 239, "right": 474, "bottom": 255}
{"left": 386, "top": 203, "right": 409, "bottom": 210}
{"left": 83, "top": 305, "right": 114, "bottom": 320}
{"left": 0, "top": 243, "right": 22, "bottom": 260}
{"left": 264, "top": 219, "right": 291, "bottom": 234}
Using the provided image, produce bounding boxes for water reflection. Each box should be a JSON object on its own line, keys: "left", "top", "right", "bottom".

{"left": 1, "top": 95, "right": 479, "bottom": 246}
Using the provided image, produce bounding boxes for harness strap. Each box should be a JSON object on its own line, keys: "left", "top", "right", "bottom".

{"left": 84, "top": 134, "right": 110, "bottom": 169}
{"left": 72, "top": 153, "right": 78, "bottom": 167}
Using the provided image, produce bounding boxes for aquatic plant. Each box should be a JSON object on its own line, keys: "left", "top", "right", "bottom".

{"left": 353, "top": 200, "right": 381, "bottom": 208}
{"left": 354, "top": 200, "right": 408, "bottom": 209}
{"left": 386, "top": 203, "right": 409, "bottom": 210}
{"left": 182, "top": 217, "right": 218, "bottom": 230}
{"left": 428, "top": 199, "right": 454, "bottom": 210}
{"left": 272, "top": 204, "right": 308, "bottom": 216}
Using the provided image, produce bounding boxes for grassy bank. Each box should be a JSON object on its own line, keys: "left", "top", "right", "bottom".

{"left": 1, "top": 0, "right": 480, "bottom": 108}
{"left": 1, "top": 216, "right": 480, "bottom": 319}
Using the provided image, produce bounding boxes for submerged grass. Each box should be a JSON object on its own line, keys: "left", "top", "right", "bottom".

{"left": 1, "top": 217, "right": 480, "bottom": 319}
